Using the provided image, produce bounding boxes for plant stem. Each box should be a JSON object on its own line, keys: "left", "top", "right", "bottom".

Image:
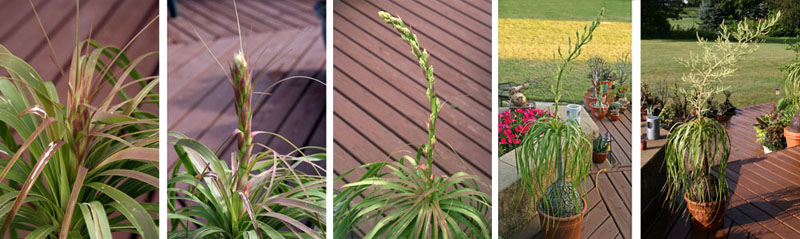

{"left": 379, "top": 11, "right": 439, "bottom": 180}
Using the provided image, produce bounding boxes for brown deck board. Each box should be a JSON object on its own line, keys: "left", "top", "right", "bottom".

{"left": 169, "top": 0, "right": 320, "bottom": 45}
{"left": 646, "top": 103, "right": 800, "bottom": 238}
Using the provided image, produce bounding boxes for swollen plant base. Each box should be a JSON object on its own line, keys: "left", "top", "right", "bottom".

{"left": 537, "top": 197, "right": 587, "bottom": 239}
{"left": 684, "top": 194, "right": 726, "bottom": 232}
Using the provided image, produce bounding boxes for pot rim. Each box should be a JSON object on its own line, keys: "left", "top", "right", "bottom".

{"left": 683, "top": 193, "right": 727, "bottom": 207}
{"left": 785, "top": 128, "right": 800, "bottom": 136}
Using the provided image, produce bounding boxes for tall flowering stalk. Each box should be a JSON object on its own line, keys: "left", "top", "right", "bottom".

{"left": 379, "top": 11, "right": 438, "bottom": 180}
{"left": 231, "top": 51, "right": 254, "bottom": 189}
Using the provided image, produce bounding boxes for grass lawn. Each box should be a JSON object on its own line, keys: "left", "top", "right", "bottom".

{"left": 499, "top": 59, "right": 598, "bottom": 104}
{"left": 642, "top": 39, "right": 799, "bottom": 107}
{"left": 670, "top": 7, "right": 700, "bottom": 29}
{"left": 499, "top": 0, "right": 632, "bottom": 22}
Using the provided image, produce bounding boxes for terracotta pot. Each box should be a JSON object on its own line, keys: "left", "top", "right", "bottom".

{"left": 583, "top": 91, "right": 598, "bottom": 109}
{"left": 786, "top": 128, "right": 800, "bottom": 148}
{"left": 684, "top": 194, "right": 726, "bottom": 232}
{"left": 592, "top": 152, "right": 607, "bottom": 163}
{"left": 537, "top": 197, "right": 587, "bottom": 239}
{"left": 608, "top": 109, "right": 620, "bottom": 121}
{"left": 589, "top": 104, "right": 608, "bottom": 121}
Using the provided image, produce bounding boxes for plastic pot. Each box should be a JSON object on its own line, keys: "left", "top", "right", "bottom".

{"left": 537, "top": 197, "right": 587, "bottom": 239}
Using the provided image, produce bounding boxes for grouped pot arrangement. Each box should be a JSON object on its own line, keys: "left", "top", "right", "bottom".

{"left": 662, "top": 14, "right": 780, "bottom": 232}
{"left": 584, "top": 54, "right": 632, "bottom": 121}
{"left": 515, "top": 9, "right": 603, "bottom": 238}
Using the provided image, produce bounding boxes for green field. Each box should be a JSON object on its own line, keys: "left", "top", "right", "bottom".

{"left": 669, "top": 7, "right": 700, "bottom": 29}
{"left": 499, "top": 0, "right": 632, "bottom": 22}
{"left": 642, "top": 39, "right": 799, "bottom": 106}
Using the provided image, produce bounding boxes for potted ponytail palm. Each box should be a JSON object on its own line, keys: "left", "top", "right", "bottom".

{"left": 333, "top": 12, "right": 490, "bottom": 239}
{"left": 515, "top": 9, "right": 603, "bottom": 239}
{"left": 663, "top": 14, "right": 779, "bottom": 232}
{"left": 168, "top": 3, "right": 326, "bottom": 238}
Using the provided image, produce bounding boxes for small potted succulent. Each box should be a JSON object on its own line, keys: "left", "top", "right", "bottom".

{"left": 608, "top": 102, "right": 621, "bottom": 121}
{"left": 592, "top": 133, "right": 613, "bottom": 163}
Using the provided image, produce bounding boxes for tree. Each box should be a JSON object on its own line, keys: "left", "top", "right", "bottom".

{"left": 642, "top": 0, "right": 686, "bottom": 38}
{"left": 767, "top": 0, "right": 800, "bottom": 36}
{"left": 699, "top": 0, "right": 769, "bottom": 31}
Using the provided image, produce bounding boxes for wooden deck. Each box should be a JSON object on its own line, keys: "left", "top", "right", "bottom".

{"left": 332, "top": 0, "right": 491, "bottom": 236}
{"left": 0, "top": 0, "right": 159, "bottom": 104}
{"left": 644, "top": 103, "right": 800, "bottom": 238}
{"left": 167, "top": 0, "right": 326, "bottom": 167}
{"left": 168, "top": 0, "right": 322, "bottom": 45}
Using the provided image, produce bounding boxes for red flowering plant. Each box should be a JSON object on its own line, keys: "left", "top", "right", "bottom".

{"left": 499, "top": 108, "right": 554, "bottom": 155}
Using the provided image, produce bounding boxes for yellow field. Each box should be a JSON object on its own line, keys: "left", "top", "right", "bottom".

{"left": 499, "top": 19, "right": 632, "bottom": 61}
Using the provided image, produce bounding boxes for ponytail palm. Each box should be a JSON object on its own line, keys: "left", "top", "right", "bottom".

{"left": 0, "top": 15, "right": 160, "bottom": 239}
{"left": 167, "top": 2, "right": 327, "bottom": 236}
{"left": 333, "top": 11, "right": 490, "bottom": 239}
{"left": 514, "top": 9, "right": 601, "bottom": 223}
{"left": 663, "top": 14, "right": 779, "bottom": 212}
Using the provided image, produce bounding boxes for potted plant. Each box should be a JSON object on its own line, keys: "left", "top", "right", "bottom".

{"left": 608, "top": 102, "right": 621, "bottom": 121}
{"left": 168, "top": 6, "right": 327, "bottom": 238}
{"left": 516, "top": 9, "right": 602, "bottom": 239}
{"left": 334, "top": 12, "right": 490, "bottom": 238}
{"left": 0, "top": 2, "right": 160, "bottom": 237}
{"left": 754, "top": 108, "right": 788, "bottom": 153}
{"left": 589, "top": 85, "right": 609, "bottom": 120}
{"left": 782, "top": 43, "right": 800, "bottom": 148}
{"left": 614, "top": 52, "right": 631, "bottom": 100}
{"left": 584, "top": 56, "right": 611, "bottom": 109}
{"left": 592, "top": 133, "right": 613, "bottom": 163}
{"left": 786, "top": 114, "right": 800, "bottom": 147}
{"left": 663, "top": 15, "right": 779, "bottom": 232}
